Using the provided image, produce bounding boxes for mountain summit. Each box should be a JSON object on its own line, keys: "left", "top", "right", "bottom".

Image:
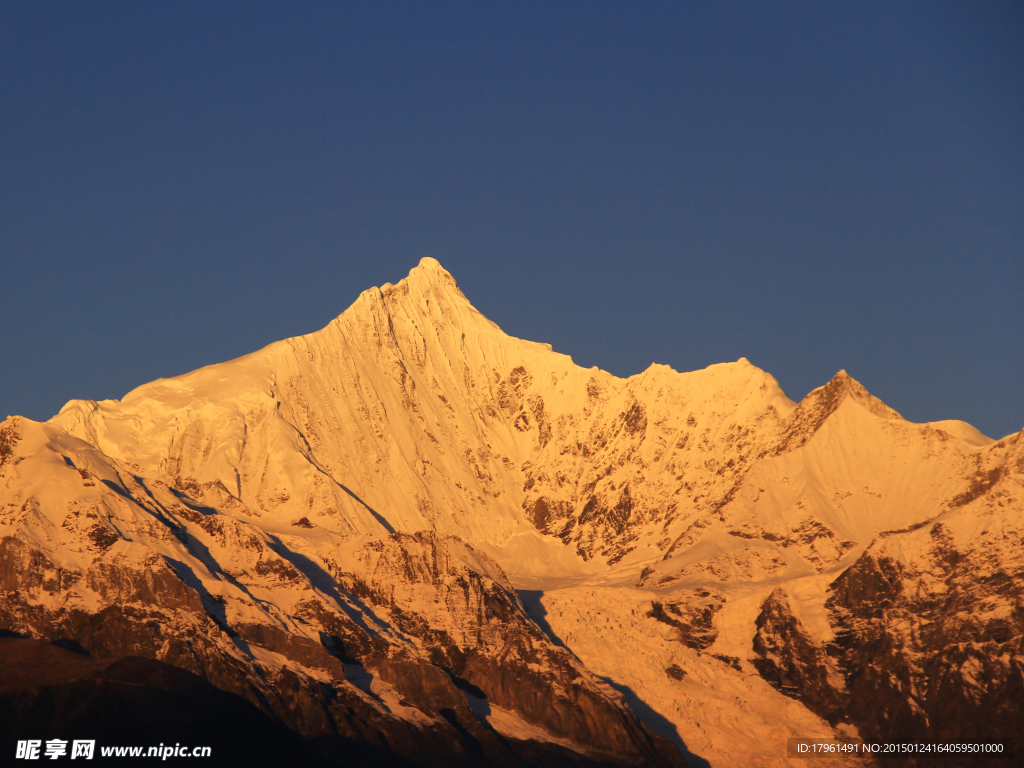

{"left": 2, "top": 260, "right": 1020, "bottom": 766}
{"left": 50, "top": 259, "right": 802, "bottom": 576}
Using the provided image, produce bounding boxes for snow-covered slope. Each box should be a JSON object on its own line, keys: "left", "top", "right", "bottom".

{"left": 2, "top": 259, "right": 1020, "bottom": 766}
{"left": 47, "top": 259, "right": 799, "bottom": 580}
{"left": 0, "top": 416, "right": 682, "bottom": 767}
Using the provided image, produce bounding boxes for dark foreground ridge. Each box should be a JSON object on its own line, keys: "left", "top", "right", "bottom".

{"left": 4, "top": 637, "right": 658, "bottom": 768}
{"left": 0, "top": 637, "right": 336, "bottom": 767}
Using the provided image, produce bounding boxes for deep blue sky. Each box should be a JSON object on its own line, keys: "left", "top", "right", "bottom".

{"left": 2, "top": 2, "right": 1022, "bottom": 438}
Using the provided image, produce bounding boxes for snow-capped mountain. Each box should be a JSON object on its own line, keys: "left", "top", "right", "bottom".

{"left": 2, "top": 259, "right": 1019, "bottom": 766}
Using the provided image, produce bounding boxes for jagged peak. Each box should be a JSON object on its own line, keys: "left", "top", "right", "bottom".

{"left": 331, "top": 259, "right": 470, "bottom": 335}
{"left": 379, "top": 257, "right": 464, "bottom": 299}
{"left": 814, "top": 370, "right": 903, "bottom": 421}
{"left": 776, "top": 370, "right": 903, "bottom": 453}
{"left": 413, "top": 255, "right": 446, "bottom": 273}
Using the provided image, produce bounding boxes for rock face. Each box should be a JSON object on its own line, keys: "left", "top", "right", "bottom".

{"left": 825, "top": 438, "right": 1024, "bottom": 748}
{"left": 647, "top": 590, "right": 724, "bottom": 651}
{"left": 1, "top": 259, "right": 1020, "bottom": 766}
{"left": 750, "top": 588, "right": 846, "bottom": 722}
{"left": 744, "top": 435, "right": 1024, "bottom": 753}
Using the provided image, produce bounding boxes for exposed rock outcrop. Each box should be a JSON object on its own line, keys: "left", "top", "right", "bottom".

{"left": 751, "top": 588, "right": 845, "bottom": 722}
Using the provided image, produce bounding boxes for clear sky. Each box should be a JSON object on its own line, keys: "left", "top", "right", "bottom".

{"left": 2, "top": 2, "right": 1022, "bottom": 438}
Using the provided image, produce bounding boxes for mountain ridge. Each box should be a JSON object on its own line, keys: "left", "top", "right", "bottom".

{"left": 2, "top": 259, "right": 1019, "bottom": 767}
